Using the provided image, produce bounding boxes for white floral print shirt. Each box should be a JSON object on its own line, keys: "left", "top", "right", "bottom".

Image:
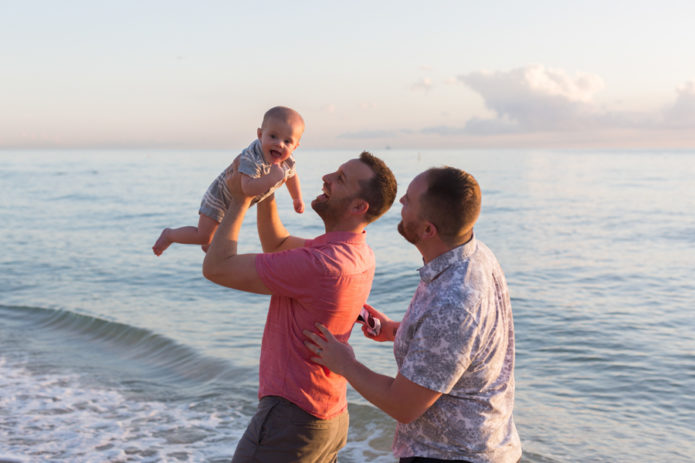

{"left": 393, "top": 236, "right": 522, "bottom": 462}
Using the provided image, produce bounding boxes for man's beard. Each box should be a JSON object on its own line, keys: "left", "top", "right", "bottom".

{"left": 312, "top": 195, "right": 355, "bottom": 225}
{"left": 397, "top": 219, "right": 419, "bottom": 244}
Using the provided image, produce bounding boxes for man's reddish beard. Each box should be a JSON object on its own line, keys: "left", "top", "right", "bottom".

{"left": 397, "top": 219, "right": 419, "bottom": 245}
{"left": 312, "top": 194, "right": 355, "bottom": 224}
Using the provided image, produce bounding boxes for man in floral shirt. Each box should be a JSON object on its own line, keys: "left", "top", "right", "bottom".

{"left": 305, "top": 167, "right": 522, "bottom": 462}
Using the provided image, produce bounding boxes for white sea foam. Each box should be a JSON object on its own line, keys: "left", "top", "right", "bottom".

{"left": 0, "top": 357, "right": 246, "bottom": 463}
{"left": 0, "top": 356, "right": 396, "bottom": 462}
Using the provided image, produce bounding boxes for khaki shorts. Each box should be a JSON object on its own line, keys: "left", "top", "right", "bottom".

{"left": 232, "top": 396, "right": 349, "bottom": 463}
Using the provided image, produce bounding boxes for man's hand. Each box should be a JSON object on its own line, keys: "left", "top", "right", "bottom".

{"left": 361, "top": 304, "right": 399, "bottom": 342}
{"left": 267, "top": 163, "right": 286, "bottom": 186}
{"left": 303, "top": 322, "right": 442, "bottom": 424}
{"left": 224, "top": 158, "right": 246, "bottom": 197}
{"left": 303, "top": 324, "right": 356, "bottom": 377}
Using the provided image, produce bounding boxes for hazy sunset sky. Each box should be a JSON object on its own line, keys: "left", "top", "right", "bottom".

{"left": 3, "top": 0, "right": 695, "bottom": 150}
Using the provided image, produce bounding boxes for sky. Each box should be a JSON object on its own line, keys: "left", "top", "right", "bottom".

{"left": 2, "top": 0, "right": 695, "bottom": 150}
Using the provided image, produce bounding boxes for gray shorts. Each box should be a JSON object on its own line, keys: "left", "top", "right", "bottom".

{"left": 199, "top": 171, "right": 232, "bottom": 223}
{"left": 231, "top": 396, "right": 349, "bottom": 463}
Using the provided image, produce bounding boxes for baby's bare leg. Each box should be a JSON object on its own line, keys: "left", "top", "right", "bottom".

{"left": 152, "top": 214, "right": 219, "bottom": 256}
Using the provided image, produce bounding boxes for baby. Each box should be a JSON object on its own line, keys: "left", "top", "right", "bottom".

{"left": 153, "top": 106, "right": 304, "bottom": 256}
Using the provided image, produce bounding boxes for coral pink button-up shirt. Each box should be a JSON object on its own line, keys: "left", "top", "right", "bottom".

{"left": 255, "top": 231, "right": 375, "bottom": 419}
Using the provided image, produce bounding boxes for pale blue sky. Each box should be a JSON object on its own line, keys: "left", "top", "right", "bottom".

{"left": 2, "top": 0, "right": 695, "bottom": 149}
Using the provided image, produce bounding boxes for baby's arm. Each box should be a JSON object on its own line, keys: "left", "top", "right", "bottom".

{"left": 240, "top": 164, "right": 285, "bottom": 197}
{"left": 285, "top": 173, "right": 304, "bottom": 213}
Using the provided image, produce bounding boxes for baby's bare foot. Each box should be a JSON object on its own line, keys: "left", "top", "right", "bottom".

{"left": 153, "top": 229, "right": 173, "bottom": 256}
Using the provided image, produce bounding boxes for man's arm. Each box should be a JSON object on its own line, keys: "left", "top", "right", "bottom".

{"left": 202, "top": 187, "right": 272, "bottom": 295}
{"left": 256, "top": 194, "right": 306, "bottom": 253}
{"left": 304, "top": 324, "right": 442, "bottom": 424}
{"left": 343, "top": 362, "right": 442, "bottom": 424}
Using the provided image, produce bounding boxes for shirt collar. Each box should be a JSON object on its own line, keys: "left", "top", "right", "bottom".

{"left": 418, "top": 234, "right": 477, "bottom": 283}
{"left": 310, "top": 230, "right": 367, "bottom": 246}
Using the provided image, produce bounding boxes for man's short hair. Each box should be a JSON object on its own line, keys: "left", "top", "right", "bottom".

{"left": 421, "top": 167, "right": 481, "bottom": 242}
{"left": 356, "top": 152, "right": 397, "bottom": 223}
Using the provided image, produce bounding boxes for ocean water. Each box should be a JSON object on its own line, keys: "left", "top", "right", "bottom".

{"left": 1, "top": 148, "right": 694, "bottom": 463}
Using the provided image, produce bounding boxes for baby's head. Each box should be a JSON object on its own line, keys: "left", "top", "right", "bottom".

{"left": 257, "top": 106, "right": 305, "bottom": 165}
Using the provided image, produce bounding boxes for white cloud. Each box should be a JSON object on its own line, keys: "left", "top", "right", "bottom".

{"left": 663, "top": 80, "right": 695, "bottom": 128}
{"left": 427, "top": 64, "right": 695, "bottom": 137}
{"left": 522, "top": 65, "right": 604, "bottom": 103}
{"left": 337, "top": 66, "right": 695, "bottom": 148}
{"left": 456, "top": 65, "right": 607, "bottom": 132}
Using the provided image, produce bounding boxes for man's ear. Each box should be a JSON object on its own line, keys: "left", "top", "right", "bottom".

{"left": 351, "top": 199, "right": 369, "bottom": 216}
{"left": 422, "top": 221, "right": 438, "bottom": 239}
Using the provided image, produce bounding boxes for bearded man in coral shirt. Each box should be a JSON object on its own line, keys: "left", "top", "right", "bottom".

{"left": 203, "top": 151, "right": 397, "bottom": 463}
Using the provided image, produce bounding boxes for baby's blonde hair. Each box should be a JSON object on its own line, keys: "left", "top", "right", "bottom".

{"left": 262, "top": 106, "right": 304, "bottom": 130}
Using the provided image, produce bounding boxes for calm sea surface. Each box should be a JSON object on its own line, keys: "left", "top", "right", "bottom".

{"left": 1, "top": 149, "right": 694, "bottom": 462}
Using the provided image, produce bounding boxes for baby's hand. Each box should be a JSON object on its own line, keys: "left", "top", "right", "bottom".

{"left": 293, "top": 198, "right": 304, "bottom": 214}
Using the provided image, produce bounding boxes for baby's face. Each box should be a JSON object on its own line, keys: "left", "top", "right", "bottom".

{"left": 257, "top": 117, "right": 303, "bottom": 164}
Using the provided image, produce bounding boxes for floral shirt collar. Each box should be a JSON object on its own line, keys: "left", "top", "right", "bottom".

{"left": 418, "top": 234, "right": 477, "bottom": 283}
